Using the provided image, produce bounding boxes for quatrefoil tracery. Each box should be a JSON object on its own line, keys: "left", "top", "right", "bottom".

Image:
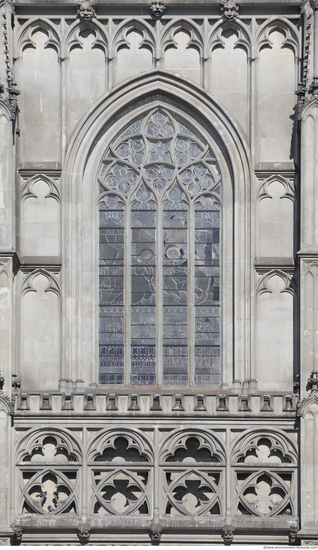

{"left": 164, "top": 469, "right": 222, "bottom": 516}
{"left": 93, "top": 468, "right": 150, "bottom": 516}
{"left": 237, "top": 470, "right": 294, "bottom": 518}
{"left": 21, "top": 469, "right": 78, "bottom": 516}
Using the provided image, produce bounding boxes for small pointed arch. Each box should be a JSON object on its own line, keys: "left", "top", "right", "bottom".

{"left": 17, "top": 17, "right": 61, "bottom": 56}
{"left": 300, "top": 99, "right": 318, "bottom": 122}
{"left": 0, "top": 0, "right": 14, "bottom": 14}
{"left": 256, "top": 174, "right": 295, "bottom": 203}
{"left": 0, "top": 100, "right": 12, "bottom": 122}
{"left": 159, "top": 428, "right": 226, "bottom": 464}
{"left": 65, "top": 19, "right": 108, "bottom": 56}
{"left": 111, "top": 18, "right": 156, "bottom": 57}
{"left": 256, "top": 269, "right": 295, "bottom": 297}
{"left": 231, "top": 428, "right": 298, "bottom": 465}
{"left": 21, "top": 269, "right": 60, "bottom": 297}
{"left": 15, "top": 427, "right": 82, "bottom": 464}
{"left": 160, "top": 18, "right": 204, "bottom": 55}
{"left": 256, "top": 17, "right": 299, "bottom": 56}
{"left": 87, "top": 428, "right": 154, "bottom": 463}
{"left": 20, "top": 174, "right": 60, "bottom": 203}
{"left": 208, "top": 18, "right": 252, "bottom": 55}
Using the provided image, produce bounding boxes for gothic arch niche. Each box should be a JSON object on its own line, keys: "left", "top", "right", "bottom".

{"left": 20, "top": 26, "right": 60, "bottom": 161}
{"left": 98, "top": 106, "right": 222, "bottom": 387}
{"left": 64, "top": 73, "right": 251, "bottom": 389}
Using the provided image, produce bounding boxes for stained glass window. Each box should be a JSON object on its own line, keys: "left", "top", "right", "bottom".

{"left": 98, "top": 108, "right": 221, "bottom": 386}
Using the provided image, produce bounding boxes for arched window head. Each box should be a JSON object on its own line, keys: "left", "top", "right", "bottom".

{"left": 98, "top": 107, "right": 221, "bottom": 387}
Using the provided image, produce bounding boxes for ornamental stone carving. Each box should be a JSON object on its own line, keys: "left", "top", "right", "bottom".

{"left": 220, "top": 0, "right": 239, "bottom": 20}
{"left": 76, "top": 0, "right": 95, "bottom": 21}
{"left": 222, "top": 524, "right": 235, "bottom": 545}
{"left": 150, "top": 1, "right": 166, "bottom": 19}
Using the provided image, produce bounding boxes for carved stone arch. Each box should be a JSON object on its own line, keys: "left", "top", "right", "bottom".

{"left": 65, "top": 19, "right": 108, "bottom": 57}
{"left": 208, "top": 18, "right": 252, "bottom": 55}
{"left": 300, "top": 99, "right": 318, "bottom": 122}
{"left": 231, "top": 428, "right": 298, "bottom": 465}
{"left": 17, "top": 18, "right": 61, "bottom": 56}
{"left": 160, "top": 19, "right": 204, "bottom": 55}
{"left": 256, "top": 174, "right": 295, "bottom": 203}
{"left": 111, "top": 19, "right": 156, "bottom": 57}
{"left": 0, "top": 0, "right": 14, "bottom": 13}
{"left": 256, "top": 17, "right": 299, "bottom": 56}
{"left": 87, "top": 428, "right": 154, "bottom": 463}
{"left": 0, "top": 395, "right": 14, "bottom": 415}
{"left": 21, "top": 269, "right": 60, "bottom": 297}
{"left": 159, "top": 428, "right": 226, "bottom": 463}
{"left": 63, "top": 69, "right": 252, "bottom": 388}
{"left": 0, "top": 100, "right": 12, "bottom": 123}
{"left": 256, "top": 269, "right": 295, "bottom": 297}
{"left": 15, "top": 427, "right": 82, "bottom": 464}
{"left": 20, "top": 174, "right": 60, "bottom": 203}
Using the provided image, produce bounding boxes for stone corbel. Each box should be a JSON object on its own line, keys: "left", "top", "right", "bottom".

{"left": 10, "top": 523, "right": 23, "bottom": 546}
{"left": 220, "top": 0, "right": 239, "bottom": 21}
{"left": 289, "top": 522, "right": 300, "bottom": 544}
{"left": 149, "top": 522, "right": 163, "bottom": 545}
{"left": 150, "top": 1, "right": 166, "bottom": 19}
{"left": 221, "top": 524, "right": 235, "bottom": 545}
{"left": 77, "top": 522, "right": 91, "bottom": 543}
{"left": 76, "top": 0, "right": 96, "bottom": 22}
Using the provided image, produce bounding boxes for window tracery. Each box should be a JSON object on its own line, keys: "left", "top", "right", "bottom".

{"left": 232, "top": 432, "right": 297, "bottom": 519}
{"left": 159, "top": 431, "right": 225, "bottom": 517}
{"left": 16, "top": 432, "right": 81, "bottom": 516}
{"left": 98, "top": 107, "right": 221, "bottom": 386}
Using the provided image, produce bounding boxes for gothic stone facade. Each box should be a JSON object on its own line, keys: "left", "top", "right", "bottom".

{"left": 0, "top": 0, "right": 318, "bottom": 545}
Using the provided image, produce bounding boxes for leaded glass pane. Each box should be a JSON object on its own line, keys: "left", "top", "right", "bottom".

{"left": 130, "top": 189, "right": 157, "bottom": 385}
{"left": 194, "top": 200, "right": 221, "bottom": 386}
{"left": 98, "top": 107, "right": 222, "bottom": 387}
{"left": 99, "top": 197, "right": 125, "bottom": 385}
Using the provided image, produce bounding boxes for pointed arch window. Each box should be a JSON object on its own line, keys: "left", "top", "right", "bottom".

{"left": 98, "top": 108, "right": 221, "bottom": 386}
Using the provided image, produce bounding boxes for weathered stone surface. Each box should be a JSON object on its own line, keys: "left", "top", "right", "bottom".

{"left": 0, "top": 0, "right": 316, "bottom": 544}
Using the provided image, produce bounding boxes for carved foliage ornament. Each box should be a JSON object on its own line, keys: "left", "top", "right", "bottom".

{"left": 76, "top": 0, "right": 96, "bottom": 22}
{"left": 220, "top": 0, "right": 239, "bottom": 21}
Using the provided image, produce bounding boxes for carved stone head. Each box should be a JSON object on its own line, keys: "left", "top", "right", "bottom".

{"left": 150, "top": 1, "right": 166, "bottom": 18}
{"left": 77, "top": 0, "right": 96, "bottom": 22}
{"left": 222, "top": 524, "right": 235, "bottom": 545}
{"left": 221, "top": 0, "right": 239, "bottom": 21}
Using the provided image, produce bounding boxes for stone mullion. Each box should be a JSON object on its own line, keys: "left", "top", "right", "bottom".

{"left": 188, "top": 200, "right": 195, "bottom": 386}
{"left": 157, "top": 200, "right": 163, "bottom": 386}
{"left": 125, "top": 200, "right": 131, "bottom": 386}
